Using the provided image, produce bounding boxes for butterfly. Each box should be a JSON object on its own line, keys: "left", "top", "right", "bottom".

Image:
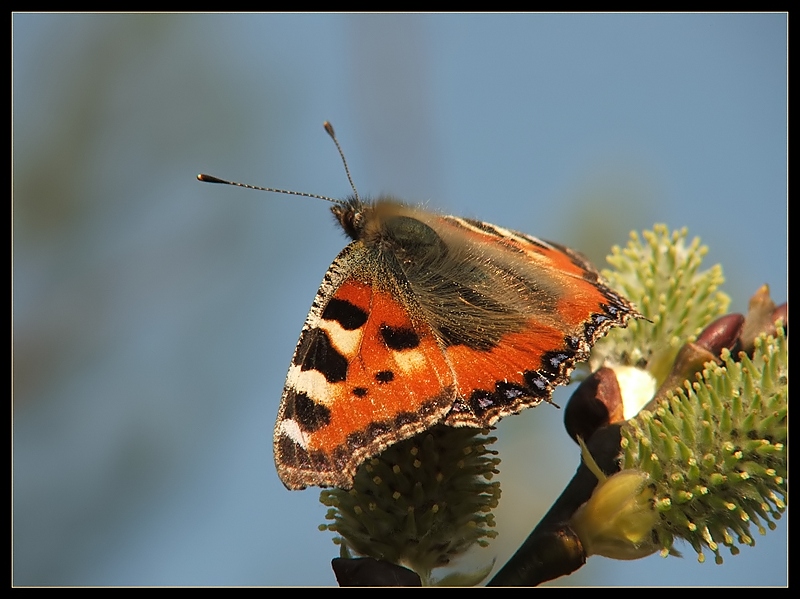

{"left": 199, "top": 122, "right": 640, "bottom": 491}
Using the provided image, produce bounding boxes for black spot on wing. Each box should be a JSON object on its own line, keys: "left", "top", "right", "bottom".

{"left": 463, "top": 380, "right": 546, "bottom": 420}
{"left": 375, "top": 370, "right": 395, "bottom": 383}
{"left": 604, "top": 292, "right": 635, "bottom": 315}
{"left": 584, "top": 312, "right": 612, "bottom": 339}
{"left": 352, "top": 387, "right": 368, "bottom": 397}
{"left": 284, "top": 389, "right": 331, "bottom": 432}
{"left": 380, "top": 324, "right": 420, "bottom": 350}
{"left": 540, "top": 349, "right": 576, "bottom": 380}
{"left": 523, "top": 370, "right": 551, "bottom": 395}
{"left": 294, "top": 327, "right": 348, "bottom": 383}
{"left": 469, "top": 389, "right": 495, "bottom": 412}
{"left": 322, "top": 298, "right": 368, "bottom": 330}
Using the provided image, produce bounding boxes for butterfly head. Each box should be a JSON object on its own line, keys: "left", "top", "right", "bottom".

{"left": 331, "top": 196, "right": 368, "bottom": 241}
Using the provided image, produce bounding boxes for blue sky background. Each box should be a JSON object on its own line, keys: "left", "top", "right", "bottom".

{"left": 13, "top": 13, "right": 787, "bottom": 586}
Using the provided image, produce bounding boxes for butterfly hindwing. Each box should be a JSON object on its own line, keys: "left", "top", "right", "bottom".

{"left": 423, "top": 214, "right": 637, "bottom": 427}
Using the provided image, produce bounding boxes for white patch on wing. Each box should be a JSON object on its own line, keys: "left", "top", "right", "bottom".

{"left": 484, "top": 222, "right": 555, "bottom": 250}
{"left": 279, "top": 418, "right": 309, "bottom": 449}
{"left": 447, "top": 216, "right": 498, "bottom": 237}
{"left": 286, "top": 365, "right": 333, "bottom": 405}
{"left": 392, "top": 348, "right": 428, "bottom": 374}
{"left": 318, "top": 318, "right": 361, "bottom": 357}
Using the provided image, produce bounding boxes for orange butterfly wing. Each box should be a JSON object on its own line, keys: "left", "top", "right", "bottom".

{"left": 428, "top": 216, "right": 637, "bottom": 427}
{"left": 274, "top": 243, "right": 455, "bottom": 490}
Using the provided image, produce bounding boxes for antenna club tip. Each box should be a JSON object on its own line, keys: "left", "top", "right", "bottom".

{"left": 323, "top": 121, "right": 335, "bottom": 137}
{"left": 197, "top": 174, "right": 227, "bottom": 184}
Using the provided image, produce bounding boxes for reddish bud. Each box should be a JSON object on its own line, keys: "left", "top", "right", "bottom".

{"left": 695, "top": 313, "right": 745, "bottom": 357}
{"left": 565, "top": 368, "right": 624, "bottom": 443}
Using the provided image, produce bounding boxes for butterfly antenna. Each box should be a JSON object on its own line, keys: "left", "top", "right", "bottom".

{"left": 323, "top": 121, "right": 360, "bottom": 202}
{"left": 196, "top": 174, "right": 344, "bottom": 205}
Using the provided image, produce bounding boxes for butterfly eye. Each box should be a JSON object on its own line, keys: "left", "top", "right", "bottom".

{"left": 331, "top": 202, "right": 365, "bottom": 240}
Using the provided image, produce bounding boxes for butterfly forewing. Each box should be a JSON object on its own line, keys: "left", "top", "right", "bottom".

{"left": 274, "top": 242, "right": 456, "bottom": 490}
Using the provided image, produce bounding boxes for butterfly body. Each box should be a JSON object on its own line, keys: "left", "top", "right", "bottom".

{"left": 274, "top": 196, "right": 639, "bottom": 490}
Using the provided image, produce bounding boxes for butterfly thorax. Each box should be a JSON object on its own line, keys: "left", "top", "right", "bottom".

{"left": 331, "top": 197, "right": 449, "bottom": 268}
